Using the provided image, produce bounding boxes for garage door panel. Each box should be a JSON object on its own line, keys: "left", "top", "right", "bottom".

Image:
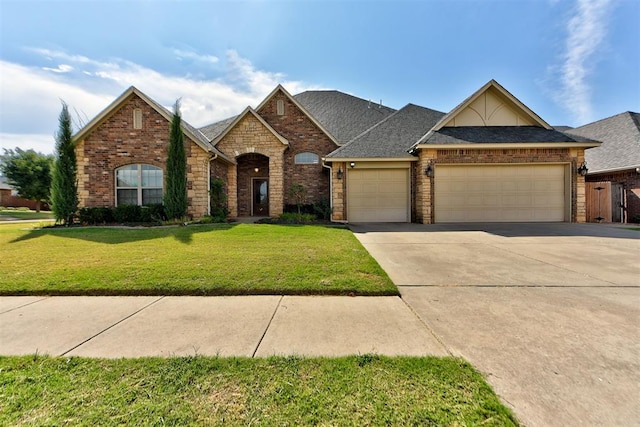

{"left": 348, "top": 168, "right": 409, "bottom": 222}
{"left": 435, "top": 165, "right": 567, "bottom": 223}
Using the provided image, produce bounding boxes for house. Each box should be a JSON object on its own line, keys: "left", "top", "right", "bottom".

{"left": 564, "top": 112, "right": 640, "bottom": 223}
{"left": 0, "top": 175, "right": 49, "bottom": 211}
{"left": 74, "top": 79, "right": 600, "bottom": 223}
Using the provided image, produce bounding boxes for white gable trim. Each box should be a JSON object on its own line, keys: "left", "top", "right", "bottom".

{"left": 211, "top": 107, "right": 289, "bottom": 147}
{"left": 256, "top": 85, "right": 340, "bottom": 146}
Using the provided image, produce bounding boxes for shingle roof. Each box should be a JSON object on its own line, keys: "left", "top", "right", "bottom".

{"left": 327, "top": 104, "right": 445, "bottom": 159}
{"left": 565, "top": 111, "right": 640, "bottom": 173}
{"left": 199, "top": 115, "right": 238, "bottom": 141}
{"left": 0, "top": 176, "right": 13, "bottom": 191}
{"left": 293, "top": 90, "right": 396, "bottom": 144}
{"left": 418, "top": 126, "right": 595, "bottom": 145}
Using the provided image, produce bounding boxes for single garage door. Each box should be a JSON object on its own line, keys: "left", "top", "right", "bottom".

{"left": 348, "top": 168, "right": 410, "bottom": 222}
{"left": 435, "top": 164, "right": 567, "bottom": 222}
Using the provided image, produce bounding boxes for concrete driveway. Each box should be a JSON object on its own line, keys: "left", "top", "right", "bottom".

{"left": 351, "top": 223, "right": 640, "bottom": 427}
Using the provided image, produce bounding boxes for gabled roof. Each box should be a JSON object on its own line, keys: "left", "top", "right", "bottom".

{"left": 417, "top": 126, "right": 596, "bottom": 145}
{"left": 294, "top": 90, "right": 396, "bottom": 144}
{"left": 210, "top": 107, "right": 289, "bottom": 147}
{"left": 422, "top": 79, "right": 551, "bottom": 139}
{"left": 199, "top": 115, "right": 238, "bottom": 141}
{"left": 256, "top": 85, "right": 339, "bottom": 146}
{"left": 74, "top": 86, "right": 232, "bottom": 163}
{"left": 326, "top": 104, "right": 444, "bottom": 159}
{"left": 0, "top": 175, "right": 13, "bottom": 191}
{"left": 566, "top": 111, "right": 640, "bottom": 173}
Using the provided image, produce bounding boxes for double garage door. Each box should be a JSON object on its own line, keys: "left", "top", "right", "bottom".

{"left": 346, "top": 164, "right": 568, "bottom": 223}
{"left": 434, "top": 164, "right": 568, "bottom": 222}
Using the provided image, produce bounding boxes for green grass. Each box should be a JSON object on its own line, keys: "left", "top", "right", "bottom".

{"left": 0, "top": 209, "right": 55, "bottom": 221}
{"left": 0, "top": 355, "right": 518, "bottom": 426}
{"left": 0, "top": 223, "right": 397, "bottom": 296}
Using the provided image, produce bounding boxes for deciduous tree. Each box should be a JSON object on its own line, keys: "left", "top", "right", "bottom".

{"left": 0, "top": 148, "right": 53, "bottom": 212}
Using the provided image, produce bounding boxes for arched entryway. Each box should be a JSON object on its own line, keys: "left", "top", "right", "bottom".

{"left": 237, "top": 153, "right": 270, "bottom": 216}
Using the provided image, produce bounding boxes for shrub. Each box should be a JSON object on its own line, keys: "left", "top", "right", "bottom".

{"left": 113, "top": 205, "right": 142, "bottom": 223}
{"left": 289, "top": 183, "right": 307, "bottom": 214}
{"left": 78, "top": 207, "right": 114, "bottom": 225}
{"left": 210, "top": 177, "right": 229, "bottom": 219}
{"left": 313, "top": 198, "right": 332, "bottom": 221}
{"left": 278, "top": 212, "right": 316, "bottom": 224}
{"left": 140, "top": 204, "right": 166, "bottom": 223}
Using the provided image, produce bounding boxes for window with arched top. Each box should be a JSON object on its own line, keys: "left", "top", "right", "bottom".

{"left": 294, "top": 152, "right": 319, "bottom": 165}
{"left": 115, "top": 164, "right": 163, "bottom": 206}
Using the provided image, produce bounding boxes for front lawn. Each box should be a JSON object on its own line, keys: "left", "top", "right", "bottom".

{"left": 0, "top": 223, "right": 397, "bottom": 296}
{"left": 0, "top": 355, "right": 518, "bottom": 426}
{"left": 0, "top": 209, "right": 55, "bottom": 221}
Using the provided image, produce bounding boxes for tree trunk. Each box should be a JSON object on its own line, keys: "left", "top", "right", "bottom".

{"left": 35, "top": 200, "right": 41, "bottom": 213}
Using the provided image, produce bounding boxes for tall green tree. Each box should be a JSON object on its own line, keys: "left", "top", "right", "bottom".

{"left": 164, "top": 100, "right": 188, "bottom": 220}
{"left": 51, "top": 102, "right": 78, "bottom": 226}
{"left": 0, "top": 148, "right": 53, "bottom": 212}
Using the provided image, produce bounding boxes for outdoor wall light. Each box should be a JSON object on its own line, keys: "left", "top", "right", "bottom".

{"left": 337, "top": 167, "right": 344, "bottom": 180}
{"left": 425, "top": 163, "right": 434, "bottom": 177}
{"left": 254, "top": 167, "right": 260, "bottom": 173}
{"left": 350, "top": 162, "right": 356, "bottom": 168}
{"left": 577, "top": 162, "right": 588, "bottom": 176}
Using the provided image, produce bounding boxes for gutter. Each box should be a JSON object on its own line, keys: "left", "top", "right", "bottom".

{"left": 587, "top": 164, "right": 640, "bottom": 175}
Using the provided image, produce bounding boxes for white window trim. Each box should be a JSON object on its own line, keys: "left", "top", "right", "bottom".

{"left": 276, "top": 99, "right": 285, "bottom": 116}
{"left": 133, "top": 108, "right": 143, "bottom": 129}
{"left": 115, "top": 164, "right": 163, "bottom": 206}
{"left": 294, "top": 152, "right": 320, "bottom": 165}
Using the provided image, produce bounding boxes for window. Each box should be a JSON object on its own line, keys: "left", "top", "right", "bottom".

{"left": 276, "top": 99, "right": 285, "bottom": 116}
{"left": 116, "top": 164, "right": 163, "bottom": 206}
{"left": 133, "top": 108, "right": 143, "bottom": 129}
{"left": 294, "top": 152, "right": 319, "bottom": 165}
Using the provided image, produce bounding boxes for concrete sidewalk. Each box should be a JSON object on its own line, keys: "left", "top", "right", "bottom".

{"left": 0, "top": 295, "right": 448, "bottom": 358}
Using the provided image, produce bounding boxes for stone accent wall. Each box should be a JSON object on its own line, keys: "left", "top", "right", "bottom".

{"left": 215, "top": 113, "right": 287, "bottom": 217}
{"left": 75, "top": 93, "right": 211, "bottom": 218}
{"left": 331, "top": 162, "right": 346, "bottom": 221}
{"left": 257, "top": 89, "right": 338, "bottom": 206}
{"left": 416, "top": 147, "right": 587, "bottom": 223}
{"left": 587, "top": 169, "right": 640, "bottom": 223}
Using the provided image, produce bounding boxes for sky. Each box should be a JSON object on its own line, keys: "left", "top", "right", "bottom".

{"left": 0, "top": 0, "right": 638, "bottom": 155}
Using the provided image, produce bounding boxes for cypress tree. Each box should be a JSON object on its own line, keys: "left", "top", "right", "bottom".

{"left": 164, "top": 100, "right": 188, "bottom": 220}
{"left": 51, "top": 102, "right": 78, "bottom": 226}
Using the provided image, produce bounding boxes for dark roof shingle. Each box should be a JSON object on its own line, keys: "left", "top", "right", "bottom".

{"left": 565, "top": 111, "right": 640, "bottom": 173}
{"left": 419, "top": 126, "right": 595, "bottom": 145}
{"left": 294, "top": 90, "right": 396, "bottom": 144}
{"left": 327, "top": 104, "right": 445, "bottom": 158}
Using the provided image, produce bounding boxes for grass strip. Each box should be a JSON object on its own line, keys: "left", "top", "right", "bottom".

{"left": 0, "top": 223, "right": 397, "bottom": 296}
{"left": 0, "top": 355, "right": 518, "bottom": 426}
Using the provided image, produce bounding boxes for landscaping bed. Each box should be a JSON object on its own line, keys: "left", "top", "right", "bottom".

{"left": 0, "top": 355, "right": 518, "bottom": 426}
{"left": 0, "top": 223, "right": 397, "bottom": 296}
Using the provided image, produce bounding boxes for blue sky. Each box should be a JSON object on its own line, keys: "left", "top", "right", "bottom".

{"left": 1, "top": 0, "right": 638, "bottom": 154}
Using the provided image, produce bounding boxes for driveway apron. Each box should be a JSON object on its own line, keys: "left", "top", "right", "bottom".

{"left": 351, "top": 223, "right": 640, "bottom": 427}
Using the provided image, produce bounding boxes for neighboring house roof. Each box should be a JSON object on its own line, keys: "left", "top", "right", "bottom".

{"left": 74, "top": 86, "right": 233, "bottom": 164}
{"left": 418, "top": 126, "right": 595, "bottom": 145}
{"left": 294, "top": 90, "right": 396, "bottom": 144}
{"left": 210, "top": 107, "right": 289, "bottom": 147}
{"left": 326, "top": 104, "right": 445, "bottom": 159}
{"left": 565, "top": 111, "right": 640, "bottom": 173}
{"left": 0, "top": 176, "right": 13, "bottom": 191}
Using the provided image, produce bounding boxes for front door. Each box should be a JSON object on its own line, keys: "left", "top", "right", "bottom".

{"left": 252, "top": 178, "right": 269, "bottom": 216}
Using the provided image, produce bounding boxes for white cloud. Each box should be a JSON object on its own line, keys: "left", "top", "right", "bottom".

{"left": 1, "top": 49, "right": 324, "bottom": 154}
{"left": 553, "top": 0, "right": 613, "bottom": 123}
{"left": 1, "top": 133, "right": 56, "bottom": 155}
{"left": 42, "top": 64, "right": 74, "bottom": 73}
{"left": 172, "top": 49, "right": 219, "bottom": 65}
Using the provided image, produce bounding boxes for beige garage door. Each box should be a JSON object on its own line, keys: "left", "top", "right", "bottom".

{"left": 348, "top": 168, "right": 409, "bottom": 222}
{"left": 435, "top": 164, "right": 567, "bottom": 222}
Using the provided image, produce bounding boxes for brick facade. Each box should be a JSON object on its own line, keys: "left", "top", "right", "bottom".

{"left": 76, "top": 94, "right": 211, "bottom": 218}
{"left": 257, "top": 89, "right": 338, "bottom": 207}
{"left": 415, "top": 147, "right": 587, "bottom": 223}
